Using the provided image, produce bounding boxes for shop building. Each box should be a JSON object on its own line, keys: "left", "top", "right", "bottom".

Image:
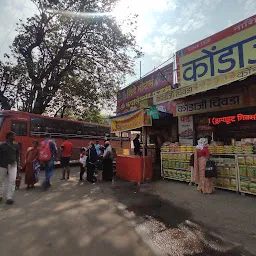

{"left": 112, "top": 15, "right": 256, "bottom": 194}
{"left": 154, "top": 15, "right": 256, "bottom": 195}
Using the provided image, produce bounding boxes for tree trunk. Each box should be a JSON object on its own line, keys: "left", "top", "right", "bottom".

{"left": 60, "top": 106, "right": 67, "bottom": 118}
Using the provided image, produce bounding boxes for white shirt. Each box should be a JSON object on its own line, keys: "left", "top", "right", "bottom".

{"left": 103, "top": 145, "right": 113, "bottom": 159}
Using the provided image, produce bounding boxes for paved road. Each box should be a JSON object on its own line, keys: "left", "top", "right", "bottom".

{"left": 0, "top": 168, "right": 152, "bottom": 256}
{"left": 1, "top": 167, "right": 256, "bottom": 256}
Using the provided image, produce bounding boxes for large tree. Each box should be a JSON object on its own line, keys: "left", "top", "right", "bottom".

{"left": 8, "top": 0, "right": 141, "bottom": 114}
{"left": 0, "top": 60, "right": 14, "bottom": 110}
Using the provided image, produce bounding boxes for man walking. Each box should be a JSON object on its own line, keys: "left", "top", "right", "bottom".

{"left": 60, "top": 137, "right": 73, "bottom": 180}
{"left": 39, "top": 134, "right": 57, "bottom": 190}
{"left": 0, "top": 132, "right": 20, "bottom": 205}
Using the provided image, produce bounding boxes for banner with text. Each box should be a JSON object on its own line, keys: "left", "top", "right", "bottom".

{"left": 154, "top": 15, "right": 256, "bottom": 104}
{"left": 111, "top": 110, "right": 152, "bottom": 133}
{"left": 176, "top": 94, "right": 244, "bottom": 116}
{"left": 178, "top": 116, "right": 194, "bottom": 145}
{"left": 117, "top": 63, "right": 174, "bottom": 114}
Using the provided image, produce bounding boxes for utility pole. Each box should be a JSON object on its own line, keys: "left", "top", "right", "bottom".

{"left": 140, "top": 61, "right": 142, "bottom": 79}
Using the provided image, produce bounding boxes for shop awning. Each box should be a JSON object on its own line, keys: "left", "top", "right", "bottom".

{"left": 110, "top": 109, "right": 152, "bottom": 133}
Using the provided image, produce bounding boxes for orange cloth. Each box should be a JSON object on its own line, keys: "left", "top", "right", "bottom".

{"left": 61, "top": 140, "right": 73, "bottom": 157}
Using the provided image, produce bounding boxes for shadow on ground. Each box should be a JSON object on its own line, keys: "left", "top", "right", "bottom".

{"left": 109, "top": 179, "right": 255, "bottom": 256}
{"left": 0, "top": 172, "right": 152, "bottom": 256}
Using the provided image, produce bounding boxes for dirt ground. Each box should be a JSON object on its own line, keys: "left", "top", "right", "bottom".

{"left": 0, "top": 168, "right": 152, "bottom": 256}
{"left": 0, "top": 167, "right": 255, "bottom": 256}
{"left": 108, "top": 179, "right": 256, "bottom": 256}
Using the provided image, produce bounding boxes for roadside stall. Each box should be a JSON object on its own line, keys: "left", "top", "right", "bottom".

{"left": 110, "top": 109, "right": 153, "bottom": 183}
{"left": 160, "top": 85, "right": 256, "bottom": 195}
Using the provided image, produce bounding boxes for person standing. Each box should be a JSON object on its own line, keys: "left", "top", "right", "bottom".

{"left": 24, "top": 141, "right": 39, "bottom": 189}
{"left": 86, "top": 142, "right": 97, "bottom": 183}
{"left": 193, "top": 138, "right": 214, "bottom": 194}
{"left": 206, "top": 135, "right": 217, "bottom": 146}
{"left": 102, "top": 141, "right": 114, "bottom": 181}
{"left": 133, "top": 134, "right": 141, "bottom": 155}
{"left": 0, "top": 132, "right": 20, "bottom": 205}
{"left": 60, "top": 137, "right": 73, "bottom": 180}
{"left": 95, "top": 141, "right": 101, "bottom": 157}
{"left": 79, "top": 148, "right": 87, "bottom": 181}
{"left": 39, "top": 134, "right": 57, "bottom": 190}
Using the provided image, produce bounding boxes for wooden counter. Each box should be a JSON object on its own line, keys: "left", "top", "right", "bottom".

{"left": 116, "top": 155, "right": 152, "bottom": 183}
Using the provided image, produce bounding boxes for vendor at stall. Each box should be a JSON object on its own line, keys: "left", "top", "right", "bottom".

{"left": 206, "top": 135, "right": 217, "bottom": 146}
{"left": 133, "top": 134, "right": 141, "bottom": 156}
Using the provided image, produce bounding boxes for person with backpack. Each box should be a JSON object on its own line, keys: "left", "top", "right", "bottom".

{"left": 102, "top": 141, "right": 114, "bottom": 182}
{"left": 39, "top": 134, "right": 57, "bottom": 190}
{"left": 0, "top": 132, "right": 20, "bottom": 205}
{"left": 86, "top": 142, "right": 97, "bottom": 183}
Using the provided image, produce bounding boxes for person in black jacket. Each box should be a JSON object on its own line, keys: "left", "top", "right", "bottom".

{"left": 133, "top": 134, "right": 141, "bottom": 155}
{"left": 86, "top": 142, "right": 97, "bottom": 183}
{"left": 0, "top": 132, "right": 20, "bottom": 204}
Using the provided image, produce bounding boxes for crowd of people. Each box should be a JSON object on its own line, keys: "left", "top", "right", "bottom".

{"left": 0, "top": 132, "right": 114, "bottom": 205}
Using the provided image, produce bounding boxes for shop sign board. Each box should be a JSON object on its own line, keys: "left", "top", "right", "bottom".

{"left": 117, "top": 63, "right": 173, "bottom": 114}
{"left": 178, "top": 116, "right": 194, "bottom": 139}
{"left": 208, "top": 113, "right": 256, "bottom": 125}
{"left": 154, "top": 15, "right": 256, "bottom": 104}
{"left": 176, "top": 94, "right": 242, "bottom": 116}
{"left": 111, "top": 110, "right": 152, "bottom": 133}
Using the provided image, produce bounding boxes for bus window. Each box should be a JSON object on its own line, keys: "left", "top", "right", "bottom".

{"left": 31, "top": 117, "right": 45, "bottom": 134}
{"left": 12, "top": 122, "right": 27, "bottom": 136}
{"left": 44, "top": 119, "right": 63, "bottom": 135}
{"left": 0, "top": 117, "right": 4, "bottom": 129}
{"left": 98, "top": 126, "right": 110, "bottom": 136}
{"left": 75, "top": 123, "right": 83, "bottom": 135}
{"left": 83, "top": 124, "right": 97, "bottom": 136}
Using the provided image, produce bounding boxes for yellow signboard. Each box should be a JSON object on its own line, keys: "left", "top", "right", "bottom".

{"left": 111, "top": 110, "right": 152, "bottom": 133}
{"left": 154, "top": 15, "right": 256, "bottom": 104}
{"left": 180, "top": 26, "right": 256, "bottom": 87}
{"left": 154, "top": 64, "right": 256, "bottom": 104}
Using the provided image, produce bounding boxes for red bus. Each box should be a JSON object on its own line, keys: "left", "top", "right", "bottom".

{"left": 0, "top": 110, "right": 130, "bottom": 166}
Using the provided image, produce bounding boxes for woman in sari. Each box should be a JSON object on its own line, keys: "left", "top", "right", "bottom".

{"left": 193, "top": 138, "right": 214, "bottom": 194}
{"left": 25, "top": 141, "right": 39, "bottom": 189}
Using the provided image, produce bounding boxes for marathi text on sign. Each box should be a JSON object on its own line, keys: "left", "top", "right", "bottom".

{"left": 111, "top": 110, "right": 152, "bottom": 133}
{"left": 175, "top": 94, "right": 241, "bottom": 116}
{"left": 154, "top": 64, "right": 256, "bottom": 104}
{"left": 180, "top": 32, "right": 256, "bottom": 86}
{"left": 150, "top": 15, "right": 256, "bottom": 105}
{"left": 117, "top": 63, "right": 173, "bottom": 114}
{"left": 208, "top": 113, "right": 256, "bottom": 125}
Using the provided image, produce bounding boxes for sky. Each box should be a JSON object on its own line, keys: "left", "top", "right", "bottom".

{"left": 0, "top": 0, "right": 256, "bottom": 88}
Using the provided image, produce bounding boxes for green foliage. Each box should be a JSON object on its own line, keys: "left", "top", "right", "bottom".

{"left": 0, "top": 0, "right": 142, "bottom": 115}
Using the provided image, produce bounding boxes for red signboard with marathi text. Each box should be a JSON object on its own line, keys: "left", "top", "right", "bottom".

{"left": 117, "top": 63, "right": 173, "bottom": 114}
{"left": 209, "top": 113, "right": 256, "bottom": 125}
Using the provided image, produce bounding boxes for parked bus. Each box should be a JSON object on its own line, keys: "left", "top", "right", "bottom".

{"left": 0, "top": 110, "right": 130, "bottom": 166}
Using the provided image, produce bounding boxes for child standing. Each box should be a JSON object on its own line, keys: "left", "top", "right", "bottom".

{"left": 79, "top": 148, "right": 87, "bottom": 181}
